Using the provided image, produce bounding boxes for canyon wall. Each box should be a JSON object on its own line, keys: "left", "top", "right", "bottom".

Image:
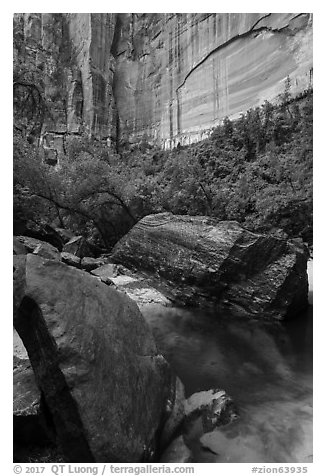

{"left": 15, "top": 13, "right": 313, "bottom": 150}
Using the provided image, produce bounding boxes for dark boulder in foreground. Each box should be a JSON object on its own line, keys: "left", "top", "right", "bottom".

{"left": 111, "top": 213, "right": 308, "bottom": 320}
{"left": 13, "top": 254, "right": 175, "bottom": 462}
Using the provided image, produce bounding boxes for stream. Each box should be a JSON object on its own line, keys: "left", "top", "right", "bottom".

{"left": 141, "top": 261, "right": 313, "bottom": 463}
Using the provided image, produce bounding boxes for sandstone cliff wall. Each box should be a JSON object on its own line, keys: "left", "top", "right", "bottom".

{"left": 15, "top": 13, "right": 313, "bottom": 150}
{"left": 115, "top": 13, "right": 313, "bottom": 149}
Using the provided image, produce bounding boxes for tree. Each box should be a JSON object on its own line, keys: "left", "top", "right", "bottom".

{"left": 278, "top": 75, "right": 292, "bottom": 111}
{"left": 13, "top": 130, "right": 137, "bottom": 249}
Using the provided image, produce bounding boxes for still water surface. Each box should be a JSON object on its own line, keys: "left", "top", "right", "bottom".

{"left": 141, "top": 262, "right": 313, "bottom": 463}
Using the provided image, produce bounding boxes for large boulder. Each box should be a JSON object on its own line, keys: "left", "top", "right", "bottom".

{"left": 111, "top": 213, "right": 309, "bottom": 320}
{"left": 13, "top": 254, "right": 175, "bottom": 462}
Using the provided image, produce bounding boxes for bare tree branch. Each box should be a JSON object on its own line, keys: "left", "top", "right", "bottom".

{"left": 78, "top": 189, "right": 136, "bottom": 223}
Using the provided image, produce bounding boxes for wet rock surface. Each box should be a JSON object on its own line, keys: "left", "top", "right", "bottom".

{"left": 13, "top": 254, "right": 175, "bottom": 462}
{"left": 91, "top": 263, "right": 172, "bottom": 306}
{"left": 111, "top": 213, "right": 309, "bottom": 319}
{"left": 12, "top": 226, "right": 312, "bottom": 463}
{"left": 184, "top": 389, "right": 238, "bottom": 433}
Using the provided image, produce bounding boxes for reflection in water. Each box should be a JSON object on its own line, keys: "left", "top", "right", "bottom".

{"left": 140, "top": 262, "right": 313, "bottom": 463}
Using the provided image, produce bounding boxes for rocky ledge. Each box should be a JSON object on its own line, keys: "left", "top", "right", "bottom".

{"left": 111, "top": 213, "right": 309, "bottom": 320}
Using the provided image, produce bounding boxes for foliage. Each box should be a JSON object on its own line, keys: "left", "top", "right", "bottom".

{"left": 13, "top": 65, "right": 313, "bottom": 249}
{"left": 116, "top": 84, "right": 313, "bottom": 244}
{"left": 14, "top": 130, "right": 139, "bottom": 249}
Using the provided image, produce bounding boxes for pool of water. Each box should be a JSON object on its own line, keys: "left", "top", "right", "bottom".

{"left": 140, "top": 261, "right": 313, "bottom": 463}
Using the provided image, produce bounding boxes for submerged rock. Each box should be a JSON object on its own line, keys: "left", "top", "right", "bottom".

{"left": 13, "top": 254, "right": 175, "bottom": 463}
{"left": 111, "top": 213, "right": 308, "bottom": 320}
{"left": 184, "top": 389, "right": 238, "bottom": 433}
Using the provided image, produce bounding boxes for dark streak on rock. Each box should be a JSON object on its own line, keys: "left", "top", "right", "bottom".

{"left": 175, "top": 13, "right": 308, "bottom": 95}
{"left": 14, "top": 296, "right": 95, "bottom": 463}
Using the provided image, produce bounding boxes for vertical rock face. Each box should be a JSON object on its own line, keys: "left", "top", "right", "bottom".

{"left": 66, "top": 13, "right": 117, "bottom": 139}
{"left": 115, "top": 13, "right": 313, "bottom": 148}
{"left": 14, "top": 13, "right": 312, "bottom": 149}
{"left": 15, "top": 13, "right": 118, "bottom": 155}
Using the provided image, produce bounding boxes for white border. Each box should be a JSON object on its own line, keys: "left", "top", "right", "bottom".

{"left": 2, "top": 4, "right": 322, "bottom": 474}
